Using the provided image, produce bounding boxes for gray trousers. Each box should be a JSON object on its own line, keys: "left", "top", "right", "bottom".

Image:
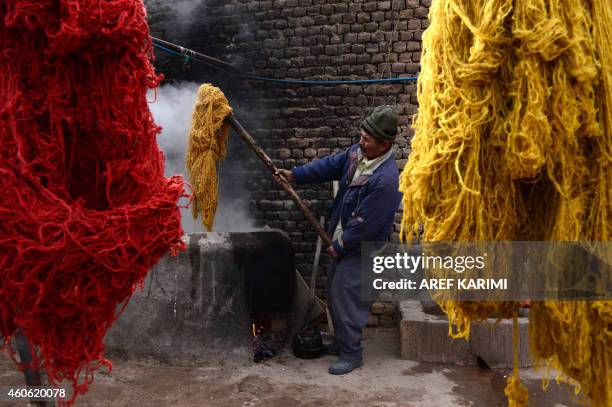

{"left": 327, "top": 252, "right": 370, "bottom": 362}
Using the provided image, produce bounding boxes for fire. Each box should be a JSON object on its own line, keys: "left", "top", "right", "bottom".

{"left": 252, "top": 323, "right": 256, "bottom": 337}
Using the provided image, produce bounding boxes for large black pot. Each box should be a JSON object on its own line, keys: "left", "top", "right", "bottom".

{"left": 293, "top": 329, "right": 323, "bottom": 359}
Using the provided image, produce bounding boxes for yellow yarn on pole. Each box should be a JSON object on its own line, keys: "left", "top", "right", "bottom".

{"left": 399, "top": 0, "right": 611, "bottom": 406}
{"left": 186, "top": 84, "right": 233, "bottom": 231}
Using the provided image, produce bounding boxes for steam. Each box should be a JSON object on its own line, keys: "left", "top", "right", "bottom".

{"left": 149, "top": 81, "right": 256, "bottom": 233}
{"left": 166, "top": 0, "right": 203, "bottom": 21}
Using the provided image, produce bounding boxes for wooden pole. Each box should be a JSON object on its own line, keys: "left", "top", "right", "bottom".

{"left": 15, "top": 330, "right": 49, "bottom": 407}
{"left": 226, "top": 114, "right": 333, "bottom": 247}
{"left": 310, "top": 216, "right": 325, "bottom": 297}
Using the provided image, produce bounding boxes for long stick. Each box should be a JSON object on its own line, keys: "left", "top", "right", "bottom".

{"left": 15, "top": 331, "right": 49, "bottom": 407}
{"left": 225, "top": 114, "right": 333, "bottom": 247}
{"left": 310, "top": 216, "right": 324, "bottom": 297}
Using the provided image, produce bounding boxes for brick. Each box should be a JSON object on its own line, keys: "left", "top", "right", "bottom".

{"left": 356, "top": 12, "right": 370, "bottom": 23}
{"left": 366, "top": 43, "right": 379, "bottom": 53}
{"left": 393, "top": 42, "right": 407, "bottom": 52}
{"left": 415, "top": 7, "right": 429, "bottom": 18}
{"left": 391, "top": 63, "right": 405, "bottom": 73}
{"left": 400, "top": 31, "right": 414, "bottom": 41}
{"left": 351, "top": 44, "right": 365, "bottom": 54}
{"left": 342, "top": 13, "right": 356, "bottom": 23}
{"left": 300, "top": 16, "right": 314, "bottom": 26}
{"left": 304, "top": 148, "right": 317, "bottom": 158}
{"left": 321, "top": 4, "right": 334, "bottom": 14}
{"left": 367, "top": 314, "right": 380, "bottom": 327}
{"left": 380, "top": 314, "right": 397, "bottom": 328}
{"left": 324, "top": 45, "right": 338, "bottom": 55}
{"left": 378, "top": 1, "right": 392, "bottom": 11}
{"left": 407, "top": 18, "right": 421, "bottom": 30}
{"left": 357, "top": 32, "right": 371, "bottom": 42}
{"left": 371, "top": 302, "right": 386, "bottom": 314}
{"left": 365, "top": 22, "right": 378, "bottom": 32}
{"left": 349, "top": 3, "right": 362, "bottom": 12}
{"left": 287, "top": 139, "right": 310, "bottom": 148}
{"left": 405, "top": 63, "right": 420, "bottom": 73}
{"left": 372, "top": 11, "right": 385, "bottom": 22}
{"left": 329, "top": 13, "right": 343, "bottom": 24}
{"left": 364, "top": 2, "right": 378, "bottom": 12}
{"left": 277, "top": 148, "right": 291, "bottom": 159}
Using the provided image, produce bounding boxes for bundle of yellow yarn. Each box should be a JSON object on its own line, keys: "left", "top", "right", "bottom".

{"left": 186, "top": 84, "right": 233, "bottom": 231}
{"left": 399, "top": 0, "right": 611, "bottom": 405}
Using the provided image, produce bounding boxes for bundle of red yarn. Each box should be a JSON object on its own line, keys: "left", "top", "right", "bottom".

{"left": 0, "top": 1, "right": 185, "bottom": 404}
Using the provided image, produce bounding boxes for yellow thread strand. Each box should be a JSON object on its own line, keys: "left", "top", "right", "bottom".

{"left": 400, "top": 0, "right": 611, "bottom": 405}
{"left": 505, "top": 317, "right": 529, "bottom": 407}
{"left": 185, "top": 84, "right": 233, "bottom": 231}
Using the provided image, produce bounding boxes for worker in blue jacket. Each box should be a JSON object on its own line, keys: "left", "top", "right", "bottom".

{"left": 275, "top": 105, "right": 402, "bottom": 375}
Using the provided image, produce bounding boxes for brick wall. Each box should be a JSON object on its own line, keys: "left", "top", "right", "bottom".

{"left": 145, "top": 0, "right": 430, "bottom": 302}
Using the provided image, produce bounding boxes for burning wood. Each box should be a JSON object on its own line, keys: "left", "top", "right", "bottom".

{"left": 251, "top": 315, "right": 287, "bottom": 363}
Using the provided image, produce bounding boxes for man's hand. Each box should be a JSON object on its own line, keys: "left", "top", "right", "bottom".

{"left": 273, "top": 169, "right": 294, "bottom": 185}
{"left": 327, "top": 245, "right": 340, "bottom": 259}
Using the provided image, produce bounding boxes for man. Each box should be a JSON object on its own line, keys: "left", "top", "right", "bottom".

{"left": 275, "top": 105, "right": 402, "bottom": 375}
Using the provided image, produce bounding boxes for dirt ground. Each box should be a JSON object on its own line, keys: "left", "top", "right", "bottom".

{"left": 1, "top": 328, "right": 583, "bottom": 407}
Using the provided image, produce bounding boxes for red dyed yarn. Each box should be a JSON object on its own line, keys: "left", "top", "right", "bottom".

{"left": 0, "top": 1, "right": 185, "bottom": 404}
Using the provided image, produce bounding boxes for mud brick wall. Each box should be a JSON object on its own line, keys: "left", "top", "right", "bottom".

{"left": 145, "top": 0, "right": 431, "bottom": 309}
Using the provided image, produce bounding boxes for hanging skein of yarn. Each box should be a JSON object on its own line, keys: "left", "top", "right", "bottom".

{"left": 0, "top": 1, "right": 185, "bottom": 405}
{"left": 399, "top": 0, "right": 611, "bottom": 406}
{"left": 185, "top": 84, "right": 233, "bottom": 231}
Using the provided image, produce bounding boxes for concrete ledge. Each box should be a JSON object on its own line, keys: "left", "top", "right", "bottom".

{"left": 399, "top": 301, "right": 531, "bottom": 368}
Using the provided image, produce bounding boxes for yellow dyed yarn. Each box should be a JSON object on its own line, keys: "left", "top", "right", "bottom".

{"left": 186, "top": 84, "right": 233, "bottom": 231}
{"left": 399, "top": 0, "right": 611, "bottom": 406}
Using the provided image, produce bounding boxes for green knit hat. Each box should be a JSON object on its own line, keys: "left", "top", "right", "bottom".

{"left": 361, "top": 105, "right": 398, "bottom": 141}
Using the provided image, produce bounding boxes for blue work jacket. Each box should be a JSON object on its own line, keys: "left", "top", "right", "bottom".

{"left": 292, "top": 144, "right": 402, "bottom": 257}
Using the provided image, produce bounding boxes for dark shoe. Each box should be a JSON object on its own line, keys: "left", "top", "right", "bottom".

{"left": 328, "top": 358, "right": 363, "bottom": 375}
{"left": 322, "top": 342, "right": 340, "bottom": 356}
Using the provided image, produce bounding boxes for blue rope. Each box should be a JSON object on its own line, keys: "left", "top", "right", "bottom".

{"left": 152, "top": 42, "right": 418, "bottom": 85}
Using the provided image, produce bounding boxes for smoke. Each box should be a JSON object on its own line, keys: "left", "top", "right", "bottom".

{"left": 149, "top": 81, "right": 256, "bottom": 233}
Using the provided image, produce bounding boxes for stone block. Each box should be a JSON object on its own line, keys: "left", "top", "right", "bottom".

{"left": 407, "top": 18, "right": 421, "bottom": 30}
{"left": 393, "top": 42, "right": 407, "bottom": 52}
{"left": 378, "top": 1, "right": 392, "bottom": 10}
{"left": 399, "top": 301, "right": 474, "bottom": 365}
{"left": 372, "top": 11, "right": 385, "bottom": 22}
{"left": 304, "top": 148, "right": 317, "bottom": 158}
{"left": 399, "top": 301, "right": 532, "bottom": 368}
{"left": 352, "top": 44, "right": 365, "bottom": 54}
{"left": 358, "top": 32, "right": 371, "bottom": 42}
{"left": 415, "top": 6, "right": 429, "bottom": 18}
{"left": 324, "top": 45, "right": 339, "bottom": 56}
{"left": 356, "top": 12, "right": 370, "bottom": 23}
{"left": 371, "top": 302, "right": 386, "bottom": 314}
{"left": 367, "top": 314, "right": 380, "bottom": 327}
{"left": 380, "top": 314, "right": 397, "bottom": 328}
{"left": 391, "top": 63, "right": 405, "bottom": 73}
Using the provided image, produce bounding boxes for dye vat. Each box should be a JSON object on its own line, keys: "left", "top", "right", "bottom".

{"left": 104, "top": 230, "right": 295, "bottom": 365}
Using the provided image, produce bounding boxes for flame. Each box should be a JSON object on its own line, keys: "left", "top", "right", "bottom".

{"left": 252, "top": 323, "right": 256, "bottom": 337}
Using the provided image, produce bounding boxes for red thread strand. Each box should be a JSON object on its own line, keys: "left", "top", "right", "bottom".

{"left": 0, "top": 1, "right": 185, "bottom": 405}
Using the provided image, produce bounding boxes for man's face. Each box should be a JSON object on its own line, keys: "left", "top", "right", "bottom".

{"left": 359, "top": 130, "right": 390, "bottom": 159}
